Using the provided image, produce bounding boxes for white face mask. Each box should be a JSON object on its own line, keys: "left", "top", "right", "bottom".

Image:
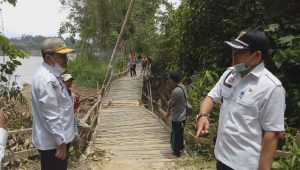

{"left": 50, "top": 56, "right": 66, "bottom": 74}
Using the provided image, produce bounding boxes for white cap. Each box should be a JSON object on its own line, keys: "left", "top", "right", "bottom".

{"left": 61, "top": 74, "right": 74, "bottom": 82}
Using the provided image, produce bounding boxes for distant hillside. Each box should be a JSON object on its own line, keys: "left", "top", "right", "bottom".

{"left": 10, "top": 35, "right": 76, "bottom": 52}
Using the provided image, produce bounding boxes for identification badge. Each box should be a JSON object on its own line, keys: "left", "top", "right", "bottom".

{"left": 223, "top": 71, "right": 235, "bottom": 88}
{"left": 51, "top": 81, "right": 58, "bottom": 89}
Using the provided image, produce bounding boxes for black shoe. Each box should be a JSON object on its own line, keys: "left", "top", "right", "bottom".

{"left": 172, "top": 153, "right": 181, "bottom": 157}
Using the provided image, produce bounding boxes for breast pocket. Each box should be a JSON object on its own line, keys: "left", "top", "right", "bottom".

{"left": 58, "top": 88, "right": 73, "bottom": 110}
{"left": 235, "top": 96, "right": 258, "bottom": 121}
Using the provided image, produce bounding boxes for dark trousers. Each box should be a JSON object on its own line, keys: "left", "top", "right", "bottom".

{"left": 38, "top": 144, "right": 70, "bottom": 170}
{"left": 133, "top": 67, "right": 136, "bottom": 76}
{"left": 171, "top": 120, "right": 186, "bottom": 156}
{"left": 130, "top": 68, "right": 134, "bottom": 77}
{"left": 216, "top": 160, "right": 233, "bottom": 170}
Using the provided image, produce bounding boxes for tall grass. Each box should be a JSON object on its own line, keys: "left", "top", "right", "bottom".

{"left": 114, "top": 53, "right": 129, "bottom": 73}
{"left": 67, "top": 56, "right": 107, "bottom": 88}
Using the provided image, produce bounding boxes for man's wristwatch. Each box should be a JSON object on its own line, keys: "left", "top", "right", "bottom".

{"left": 196, "top": 113, "right": 208, "bottom": 121}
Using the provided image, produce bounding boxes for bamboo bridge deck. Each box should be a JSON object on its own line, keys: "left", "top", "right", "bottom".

{"left": 89, "top": 69, "right": 175, "bottom": 169}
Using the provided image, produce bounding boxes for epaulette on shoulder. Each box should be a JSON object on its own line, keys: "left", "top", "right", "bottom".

{"left": 227, "top": 67, "right": 234, "bottom": 71}
{"left": 265, "top": 71, "right": 282, "bottom": 86}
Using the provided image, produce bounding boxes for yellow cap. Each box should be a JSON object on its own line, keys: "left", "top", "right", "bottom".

{"left": 42, "top": 38, "right": 74, "bottom": 54}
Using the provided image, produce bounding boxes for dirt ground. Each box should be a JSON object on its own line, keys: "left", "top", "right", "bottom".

{"left": 9, "top": 148, "right": 215, "bottom": 170}
{"left": 67, "top": 150, "right": 216, "bottom": 170}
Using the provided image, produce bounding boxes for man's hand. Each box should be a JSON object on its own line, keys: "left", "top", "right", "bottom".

{"left": 196, "top": 116, "right": 210, "bottom": 137}
{"left": 55, "top": 143, "right": 67, "bottom": 160}
{"left": 164, "top": 112, "right": 171, "bottom": 120}
{"left": 0, "top": 110, "right": 6, "bottom": 129}
{"left": 75, "top": 92, "right": 80, "bottom": 101}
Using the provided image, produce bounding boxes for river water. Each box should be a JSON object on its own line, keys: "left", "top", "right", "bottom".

{"left": 13, "top": 56, "right": 44, "bottom": 87}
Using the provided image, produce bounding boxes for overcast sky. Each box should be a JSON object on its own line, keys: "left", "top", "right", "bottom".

{"left": 1, "top": 0, "right": 181, "bottom": 38}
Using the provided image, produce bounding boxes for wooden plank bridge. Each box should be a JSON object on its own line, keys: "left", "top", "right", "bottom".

{"left": 86, "top": 68, "right": 175, "bottom": 169}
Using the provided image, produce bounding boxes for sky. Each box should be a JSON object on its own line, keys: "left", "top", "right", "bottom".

{"left": 1, "top": 0, "right": 181, "bottom": 38}
{"left": 168, "top": 0, "right": 181, "bottom": 8}
{"left": 1, "top": 0, "right": 69, "bottom": 38}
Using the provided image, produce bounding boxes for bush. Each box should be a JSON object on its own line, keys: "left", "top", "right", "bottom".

{"left": 67, "top": 56, "right": 107, "bottom": 88}
{"left": 114, "top": 53, "right": 129, "bottom": 73}
{"left": 278, "top": 136, "right": 300, "bottom": 169}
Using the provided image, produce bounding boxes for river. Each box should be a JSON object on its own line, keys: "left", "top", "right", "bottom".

{"left": 14, "top": 56, "right": 44, "bottom": 87}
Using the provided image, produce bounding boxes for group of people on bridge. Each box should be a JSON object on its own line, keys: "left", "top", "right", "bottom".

{"left": 128, "top": 53, "right": 151, "bottom": 77}
{"left": 0, "top": 29, "right": 286, "bottom": 170}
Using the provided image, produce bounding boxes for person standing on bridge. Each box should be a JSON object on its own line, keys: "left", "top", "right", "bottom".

{"left": 129, "top": 59, "right": 137, "bottom": 77}
{"left": 141, "top": 57, "right": 147, "bottom": 76}
{"left": 31, "top": 38, "right": 77, "bottom": 170}
{"left": 165, "top": 72, "right": 187, "bottom": 157}
{"left": 196, "top": 29, "right": 285, "bottom": 170}
{"left": 137, "top": 52, "right": 142, "bottom": 66}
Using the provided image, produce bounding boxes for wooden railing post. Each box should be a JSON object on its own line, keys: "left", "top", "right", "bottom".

{"left": 296, "top": 131, "right": 300, "bottom": 147}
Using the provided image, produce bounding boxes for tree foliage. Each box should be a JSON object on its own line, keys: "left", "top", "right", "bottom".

{"left": 60, "top": 0, "right": 300, "bottom": 127}
{"left": 59, "top": 0, "right": 162, "bottom": 59}
{"left": 143, "top": 0, "right": 300, "bottom": 127}
{"left": 10, "top": 35, "right": 75, "bottom": 52}
{"left": 0, "top": 0, "right": 29, "bottom": 109}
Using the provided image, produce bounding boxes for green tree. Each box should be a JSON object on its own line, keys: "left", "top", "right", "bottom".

{"left": 0, "top": 1, "right": 28, "bottom": 110}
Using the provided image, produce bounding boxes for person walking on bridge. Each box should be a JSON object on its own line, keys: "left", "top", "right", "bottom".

{"left": 196, "top": 29, "right": 285, "bottom": 170}
{"left": 129, "top": 59, "right": 137, "bottom": 77}
{"left": 165, "top": 72, "right": 187, "bottom": 157}
{"left": 31, "top": 38, "right": 77, "bottom": 170}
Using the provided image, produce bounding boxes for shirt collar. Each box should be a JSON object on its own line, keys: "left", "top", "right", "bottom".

{"left": 249, "top": 62, "right": 265, "bottom": 78}
{"left": 42, "top": 62, "right": 62, "bottom": 78}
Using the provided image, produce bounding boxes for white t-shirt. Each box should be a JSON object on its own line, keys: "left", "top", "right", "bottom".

{"left": 208, "top": 62, "right": 285, "bottom": 170}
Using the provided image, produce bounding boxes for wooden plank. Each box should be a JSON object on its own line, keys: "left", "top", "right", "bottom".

{"left": 8, "top": 128, "right": 32, "bottom": 136}
{"left": 296, "top": 132, "right": 300, "bottom": 147}
{"left": 100, "top": 122, "right": 163, "bottom": 128}
{"left": 112, "top": 68, "right": 129, "bottom": 77}
{"left": 275, "top": 150, "right": 292, "bottom": 158}
{"left": 81, "top": 100, "right": 101, "bottom": 123}
{"left": 91, "top": 69, "right": 173, "bottom": 163}
{"left": 4, "top": 148, "right": 38, "bottom": 161}
{"left": 94, "top": 140, "right": 170, "bottom": 145}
